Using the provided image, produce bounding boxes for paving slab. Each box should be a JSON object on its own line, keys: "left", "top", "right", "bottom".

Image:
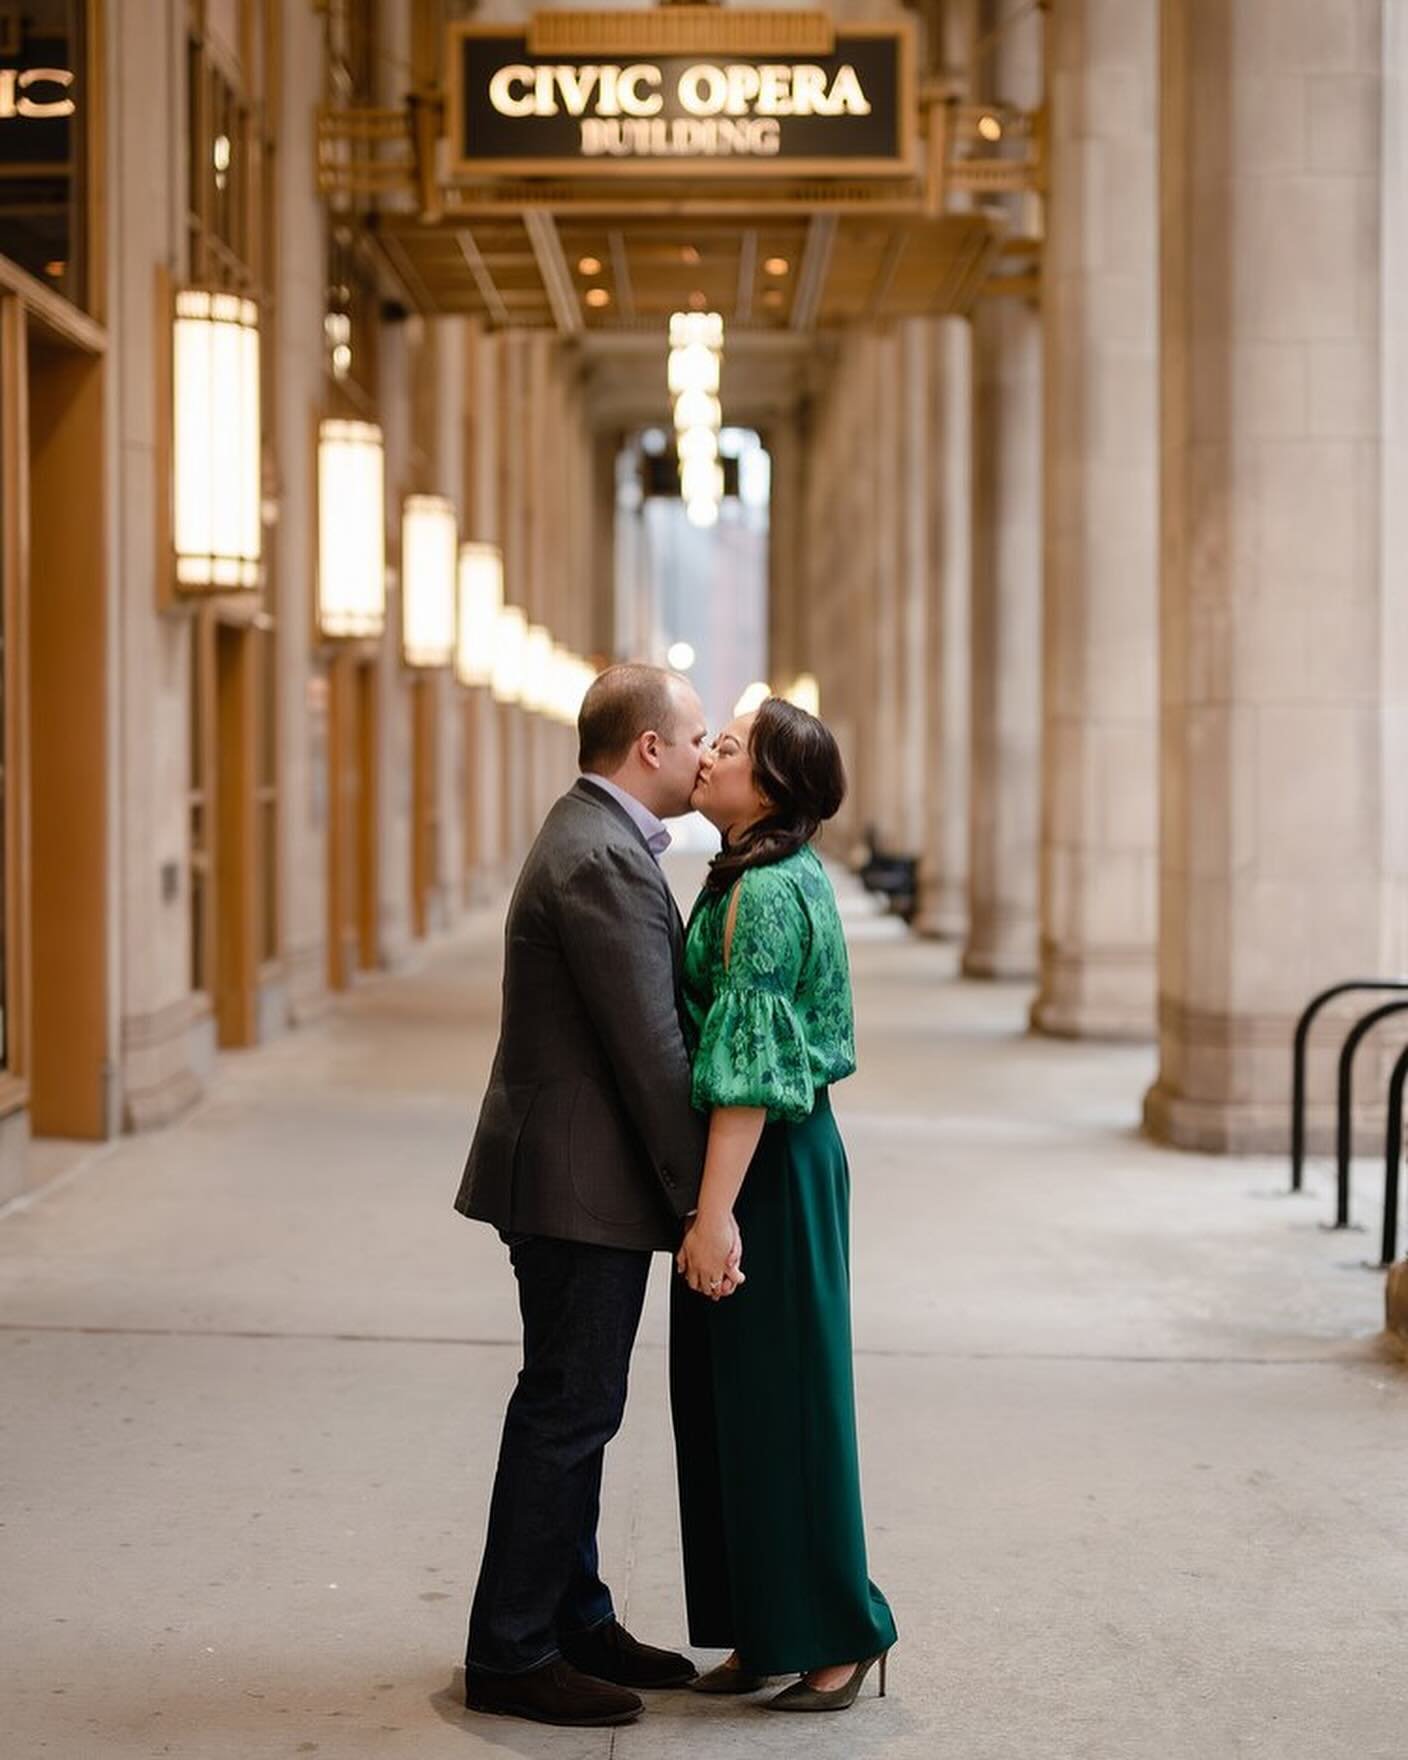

{"left": 2, "top": 862, "right": 1405, "bottom": 1759}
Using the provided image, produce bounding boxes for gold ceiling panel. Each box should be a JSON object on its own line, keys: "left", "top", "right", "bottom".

{"left": 369, "top": 211, "right": 998, "bottom": 333}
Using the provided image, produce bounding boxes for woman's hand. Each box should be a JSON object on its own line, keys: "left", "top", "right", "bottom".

{"left": 677, "top": 1209, "right": 745, "bottom": 1300}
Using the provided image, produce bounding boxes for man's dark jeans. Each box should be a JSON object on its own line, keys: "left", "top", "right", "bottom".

{"left": 465, "top": 1233, "right": 653, "bottom": 1677}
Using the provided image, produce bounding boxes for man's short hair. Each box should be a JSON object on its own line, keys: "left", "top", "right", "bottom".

{"left": 578, "top": 663, "right": 682, "bottom": 772}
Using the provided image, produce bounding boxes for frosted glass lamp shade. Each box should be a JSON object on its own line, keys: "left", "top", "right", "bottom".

{"left": 173, "top": 289, "right": 262, "bottom": 591}
{"left": 401, "top": 494, "right": 457, "bottom": 667}
{"left": 456, "top": 543, "right": 504, "bottom": 687}
{"left": 318, "top": 419, "right": 386, "bottom": 638}
{"left": 491, "top": 605, "right": 529, "bottom": 704}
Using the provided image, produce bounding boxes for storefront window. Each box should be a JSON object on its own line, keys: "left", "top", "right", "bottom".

{"left": 185, "top": 4, "right": 280, "bottom": 1000}
{"left": 0, "top": 1, "right": 89, "bottom": 309}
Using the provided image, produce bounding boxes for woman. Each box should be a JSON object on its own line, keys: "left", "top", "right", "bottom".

{"left": 670, "top": 696, "right": 897, "bottom": 1713}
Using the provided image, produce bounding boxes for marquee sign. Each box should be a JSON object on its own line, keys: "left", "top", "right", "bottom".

{"left": 447, "top": 22, "right": 914, "bottom": 178}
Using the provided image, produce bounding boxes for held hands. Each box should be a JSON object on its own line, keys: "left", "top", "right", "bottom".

{"left": 677, "top": 1208, "right": 745, "bottom": 1301}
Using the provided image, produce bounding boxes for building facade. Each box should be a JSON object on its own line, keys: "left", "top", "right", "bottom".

{"left": 0, "top": 0, "right": 605, "bottom": 1201}
{"left": 1, "top": 0, "right": 1407, "bottom": 1239}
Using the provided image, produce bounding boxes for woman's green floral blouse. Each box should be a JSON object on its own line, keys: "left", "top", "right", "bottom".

{"left": 684, "top": 844, "right": 857, "bottom": 1123}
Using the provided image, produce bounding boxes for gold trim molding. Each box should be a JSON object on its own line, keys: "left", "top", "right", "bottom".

{"left": 526, "top": 9, "right": 836, "bottom": 57}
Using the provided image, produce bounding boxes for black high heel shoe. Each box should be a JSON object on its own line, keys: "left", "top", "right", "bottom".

{"left": 763, "top": 1648, "right": 890, "bottom": 1712}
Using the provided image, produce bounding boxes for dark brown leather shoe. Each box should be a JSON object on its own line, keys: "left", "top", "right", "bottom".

{"left": 465, "top": 1657, "right": 643, "bottom": 1726}
{"left": 561, "top": 1617, "right": 698, "bottom": 1689}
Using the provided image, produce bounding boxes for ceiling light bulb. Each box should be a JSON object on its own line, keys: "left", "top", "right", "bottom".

{"left": 672, "top": 390, "right": 721, "bottom": 430}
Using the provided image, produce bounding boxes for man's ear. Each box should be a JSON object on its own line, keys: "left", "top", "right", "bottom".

{"left": 639, "top": 730, "right": 661, "bottom": 770}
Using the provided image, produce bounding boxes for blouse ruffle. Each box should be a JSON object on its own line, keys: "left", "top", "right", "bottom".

{"left": 690, "top": 984, "right": 816, "bottom": 1122}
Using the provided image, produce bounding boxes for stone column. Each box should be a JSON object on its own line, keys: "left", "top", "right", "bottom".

{"left": 767, "top": 422, "right": 805, "bottom": 690}
{"left": 965, "top": 295, "right": 1041, "bottom": 978}
{"left": 963, "top": 0, "right": 1043, "bottom": 978}
{"left": 1031, "top": 0, "right": 1159, "bottom": 1038}
{"left": 1146, "top": 0, "right": 1396, "bottom": 1151}
{"left": 895, "top": 320, "right": 930, "bottom": 855}
{"left": 460, "top": 323, "right": 502, "bottom": 898}
{"left": 275, "top": 0, "right": 331, "bottom": 1016}
{"left": 498, "top": 335, "right": 532, "bottom": 864}
{"left": 914, "top": 316, "right": 972, "bottom": 939}
{"left": 868, "top": 330, "right": 906, "bottom": 848}
{"left": 430, "top": 316, "right": 467, "bottom": 932}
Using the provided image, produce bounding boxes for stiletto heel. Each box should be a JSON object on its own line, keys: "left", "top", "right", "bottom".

{"left": 763, "top": 1648, "right": 893, "bottom": 1712}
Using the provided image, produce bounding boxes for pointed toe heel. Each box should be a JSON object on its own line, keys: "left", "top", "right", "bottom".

{"left": 763, "top": 1648, "right": 892, "bottom": 1713}
{"left": 689, "top": 1660, "right": 771, "bottom": 1695}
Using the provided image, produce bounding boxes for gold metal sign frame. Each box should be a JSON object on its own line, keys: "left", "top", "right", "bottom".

{"left": 444, "top": 19, "right": 918, "bottom": 184}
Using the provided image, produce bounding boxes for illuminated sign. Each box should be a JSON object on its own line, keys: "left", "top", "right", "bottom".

{"left": 0, "top": 22, "right": 85, "bottom": 303}
{"left": 448, "top": 24, "right": 913, "bottom": 177}
{"left": 0, "top": 67, "right": 76, "bottom": 119}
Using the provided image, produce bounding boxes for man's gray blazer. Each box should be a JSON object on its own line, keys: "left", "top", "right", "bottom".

{"left": 455, "top": 778, "right": 707, "bottom": 1251}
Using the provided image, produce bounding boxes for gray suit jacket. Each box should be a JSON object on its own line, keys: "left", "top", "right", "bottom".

{"left": 454, "top": 779, "right": 707, "bottom": 1250}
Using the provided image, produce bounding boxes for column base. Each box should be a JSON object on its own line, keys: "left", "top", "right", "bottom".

{"left": 1141, "top": 1080, "right": 1294, "bottom": 1155}
{"left": 121, "top": 997, "right": 210, "bottom": 1132}
{"left": 961, "top": 944, "right": 1037, "bottom": 981}
{"left": 1030, "top": 946, "right": 1156, "bottom": 1042}
{"left": 1386, "top": 1262, "right": 1408, "bottom": 1352}
{"left": 962, "top": 909, "right": 1037, "bottom": 980}
{"left": 912, "top": 878, "right": 967, "bottom": 941}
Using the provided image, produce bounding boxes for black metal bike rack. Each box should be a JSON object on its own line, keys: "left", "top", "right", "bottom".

{"left": 1380, "top": 1044, "right": 1408, "bottom": 1268}
{"left": 1330, "top": 998, "right": 1408, "bottom": 1230}
{"left": 1289, "top": 980, "right": 1408, "bottom": 1193}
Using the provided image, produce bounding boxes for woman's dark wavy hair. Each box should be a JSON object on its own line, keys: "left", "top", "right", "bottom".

{"left": 704, "top": 696, "right": 847, "bottom": 894}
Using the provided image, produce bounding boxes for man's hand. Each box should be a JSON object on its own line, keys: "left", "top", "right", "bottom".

{"left": 676, "top": 1208, "right": 746, "bottom": 1301}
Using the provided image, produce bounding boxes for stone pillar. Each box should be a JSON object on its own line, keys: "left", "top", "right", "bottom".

{"left": 1146, "top": 0, "right": 1396, "bottom": 1151}
{"left": 965, "top": 295, "right": 1041, "bottom": 978}
{"left": 275, "top": 0, "right": 330, "bottom": 1017}
{"left": 430, "top": 316, "right": 467, "bottom": 931}
{"left": 963, "top": 0, "right": 1043, "bottom": 979}
{"left": 868, "top": 330, "right": 906, "bottom": 847}
{"left": 914, "top": 317, "right": 972, "bottom": 939}
{"left": 460, "top": 323, "right": 502, "bottom": 897}
{"left": 1385, "top": 0, "right": 1408, "bottom": 996}
{"left": 1031, "top": 0, "right": 1159, "bottom": 1039}
{"left": 895, "top": 320, "right": 930, "bottom": 854}
{"left": 767, "top": 421, "right": 805, "bottom": 691}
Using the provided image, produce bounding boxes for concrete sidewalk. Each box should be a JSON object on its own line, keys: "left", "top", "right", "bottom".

{"left": 3, "top": 862, "right": 1407, "bottom": 1759}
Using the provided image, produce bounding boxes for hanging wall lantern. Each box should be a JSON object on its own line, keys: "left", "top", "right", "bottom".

{"left": 521, "top": 623, "right": 554, "bottom": 715}
{"left": 401, "top": 494, "right": 458, "bottom": 667}
{"left": 456, "top": 542, "right": 504, "bottom": 687}
{"left": 317, "top": 418, "right": 386, "bottom": 638}
{"left": 173, "top": 289, "right": 262, "bottom": 591}
{"left": 491, "top": 605, "right": 528, "bottom": 704}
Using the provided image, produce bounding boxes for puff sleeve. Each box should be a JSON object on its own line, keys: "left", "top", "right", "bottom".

{"left": 690, "top": 866, "right": 816, "bottom": 1122}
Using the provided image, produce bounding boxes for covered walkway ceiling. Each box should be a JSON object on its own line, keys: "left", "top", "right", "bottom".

{"left": 369, "top": 208, "right": 998, "bottom": 335}
{"left": 319, "top": 7, "right": 1042, "bottom": 350}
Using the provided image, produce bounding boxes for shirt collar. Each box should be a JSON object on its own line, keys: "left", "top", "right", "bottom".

{"left": 581, "top": 773, "right": 673, "bottom": 861}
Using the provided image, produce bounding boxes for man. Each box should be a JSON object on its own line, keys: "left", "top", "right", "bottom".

{"left": 455, "top": 662, "right": 734, "bottom": 1729}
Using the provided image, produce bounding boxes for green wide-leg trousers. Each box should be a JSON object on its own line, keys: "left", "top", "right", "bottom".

{"left": 669, "top": 1090, "right": 897, "bottom": 1675}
